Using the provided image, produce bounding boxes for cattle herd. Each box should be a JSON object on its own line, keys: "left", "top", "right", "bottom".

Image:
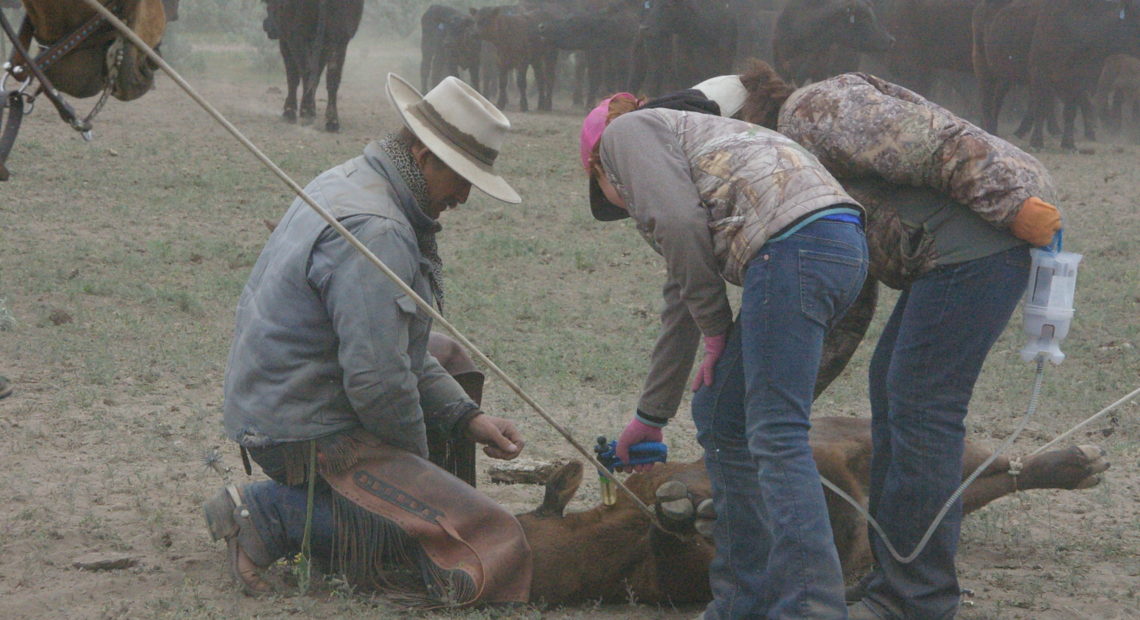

{"left": 402, "top": 0, "right": 1140, "bottom": 148}
{"left": 246, "top": 1, "right": 1140, "bottom": 146}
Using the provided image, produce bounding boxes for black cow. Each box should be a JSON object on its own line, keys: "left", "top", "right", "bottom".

{"left": 971, "top": 0, "right": 1074, "bottom": 139}
{"left": 631, "top": 0, "right": 737, "bottom": 95}
{"left": 1025, "top": 0, "right": 1140, "bottom": 149}
{"left": 538, "top": 1, "right": 639, "bottom": 107}
{"left": 262, "top": 0, "right": 363, "bottom": 132}
{"left": 420, "top": 4, "right": 482, "bottom": 92}
{"left": 879, "top": 0, "right": 979, "bottom": 98}
{"left": 772, "top": 0, "right": 894, "bottom": 85}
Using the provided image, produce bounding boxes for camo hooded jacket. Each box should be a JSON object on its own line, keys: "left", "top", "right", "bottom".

{"left": 778, "top": 73, "right": 1057, "bottom": 287}
{"left": 598, "top": 107, "right": 860, "bottom": 419}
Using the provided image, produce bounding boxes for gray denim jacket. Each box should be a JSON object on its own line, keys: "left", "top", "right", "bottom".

{"left": 223, "top": 142, "right": 472, "bottom": 457}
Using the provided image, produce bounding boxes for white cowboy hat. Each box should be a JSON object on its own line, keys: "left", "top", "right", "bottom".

{"left": 386, "top": 73, "right": 521, "bottom": 204}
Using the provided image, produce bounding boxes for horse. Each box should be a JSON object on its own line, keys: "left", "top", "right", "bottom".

{"left": 0, "top": 0, "right": 168, "bottom": 179}
{"left": 8, "top": 0, "right": 168, "bottom": 101}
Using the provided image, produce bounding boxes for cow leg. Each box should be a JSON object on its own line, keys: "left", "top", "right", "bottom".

{"left": 572, "top": 52, "right": 585, "bottom": 107}
{"left": 299, "top": 65, "right": 321, "bottom": 124}
{"left": 979, "top": 76, "right": 1007, "bottom": 136}
{"left": 586, "top": 51, "right": 604, "bottom": 109}
{"left": 1060, "top": 95, "right": 1080, "bottom": 150}
{"left": 1079, "top": 93, "right": 1096, "bottom": 142}
{"left": 298, "top": 43, "right": 324, "bottom": 124}
{"left": 959, "top": 444, "right": 1108, "bottom": 515}
{"left": 1029, "top": 93, "right": 1050, "bottom": 148}
{"left": 627, "top": 33, "right": 648, "bottom": 93}
{"left": 421, "top": 34, "right": 436, "bottom": 91}
{"left": 281, "top": 40, "right": 299, "bottom": 122}
{"left": 496, "top": 64, "right": 509, "bottom": 110}
{"left": 545, "top": 49, "right": 558, "bottom": 111}
{"left": 468, "top": 62, "right": 480, "bottom": 97}
{"left": 1013, "top": 104, "right": 1036, "bottom": 140}
{"left": 516, "top": 65, "right": 529, "bottom": 113}
{"left": 324, "top": 43, "right": 348, "bottom": 132}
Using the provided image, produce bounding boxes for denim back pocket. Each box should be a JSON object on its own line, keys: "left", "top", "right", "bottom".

{"left": 797, "top": 248, "right": 868, "bottom": 328}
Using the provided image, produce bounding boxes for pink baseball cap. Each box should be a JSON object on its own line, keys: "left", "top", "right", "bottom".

{"left": 580, "top": 93, "right": 637, "bottom": 221}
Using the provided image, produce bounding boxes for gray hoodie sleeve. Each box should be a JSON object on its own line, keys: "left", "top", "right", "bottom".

{"left": 600, "top": 111, "right": 735, "bottom": 338}
{"left": 601, "top": 110, "right": 734, "bottom": 421}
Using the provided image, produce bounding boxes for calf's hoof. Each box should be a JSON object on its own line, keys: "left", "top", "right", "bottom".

{"left": 1023, "top": 444, "right": 1109, "bottom": 490}
{"left": 325, "top": 119, "right": 340, "bottom": 133}
{"left": 655, "top": 480, "right": 694, "bottom": 526}
{"left": 694, "top": 498, "right": 715, "bottom": 540}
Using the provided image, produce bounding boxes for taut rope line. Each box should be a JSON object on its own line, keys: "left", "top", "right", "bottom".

{"left": 78, "top": 0, "right": 663, "bottom": 527}
{"left": 1029, "top": 385, "right": 1140, "bottom": 456}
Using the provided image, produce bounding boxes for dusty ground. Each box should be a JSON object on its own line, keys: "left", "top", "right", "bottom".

{"left": 0, "top": 36, "right": 1137, "bottom": 619}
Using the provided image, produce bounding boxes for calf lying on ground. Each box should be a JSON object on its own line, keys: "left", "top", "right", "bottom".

{"left": 517, "top": 416, "right": 1109, "bottom": 606}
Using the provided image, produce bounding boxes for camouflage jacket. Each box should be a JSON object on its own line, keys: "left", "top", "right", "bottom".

{"left": 778, "top": 73, "right": 1057, "bottom": 286}
{"left": 599, "top": 108, "right": 859, "bottom": 419}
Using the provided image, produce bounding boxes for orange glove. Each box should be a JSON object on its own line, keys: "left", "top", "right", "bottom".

{"left": 1010, "top": 197, "right": 1062, "bottom": 247}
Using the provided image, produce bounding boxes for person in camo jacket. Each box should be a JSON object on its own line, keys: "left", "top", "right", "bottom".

{"left": 581, "top": 93, "right": 870, "bottom": 619}
{"left": 698, "top": 61, "right": 1064, "bottom": 620}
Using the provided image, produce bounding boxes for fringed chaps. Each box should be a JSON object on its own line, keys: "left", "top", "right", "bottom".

{"left": 298, "top": 429, "right": 531, "bottom": 607}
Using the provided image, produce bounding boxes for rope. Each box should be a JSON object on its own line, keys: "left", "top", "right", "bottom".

{"left": 77, "top": 0, "right": 664, "bottom": 529}
{"left": 1029, "top": 384, "right": 1139, "bottom": 456}
{"left": 821, "top": 355, "right": 1049, "bottom": 564}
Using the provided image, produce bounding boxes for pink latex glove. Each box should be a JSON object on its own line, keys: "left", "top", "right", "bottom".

{"left": 691, "top": 333, "right": 727, "bottom": 391}
{"left": 616, "top": 416, "right": 664, "bottom": 472}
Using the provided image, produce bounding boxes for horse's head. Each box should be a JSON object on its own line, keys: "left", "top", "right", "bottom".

{"left": 19, "top": 0, "right": 168, "bottom": 101}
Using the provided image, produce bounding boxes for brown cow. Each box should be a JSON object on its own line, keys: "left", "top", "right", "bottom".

{"left": 772, "top": 0, "right": 894, "bottom": 86}
{"left": 518, "top": 417, "right": 1110, "bottom": 605}
{"left": 471, "top": 5, "right": 558, "bottom": 112}
{"left": 1095, "top": 53, "right": 1140, "bottom": 139}
{"left": 262, "top": 0, "right": 363, "bottom": 132}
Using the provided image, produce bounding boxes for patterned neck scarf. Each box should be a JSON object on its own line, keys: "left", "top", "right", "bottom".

{"left": 377, "top": 132, "right": 445, "bottom": 312}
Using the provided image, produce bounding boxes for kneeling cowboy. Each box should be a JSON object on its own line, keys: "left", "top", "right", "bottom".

{"left": 204, "top": 74, "right": 531, "bottom": 605}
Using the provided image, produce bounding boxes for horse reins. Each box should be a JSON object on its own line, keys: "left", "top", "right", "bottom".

{"left": 0, "top": 1, "right": 125, "bottom": 180}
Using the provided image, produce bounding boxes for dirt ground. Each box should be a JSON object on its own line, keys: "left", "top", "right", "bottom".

{"left": 1, "top": 37, "right": 1138, "bottom": 619}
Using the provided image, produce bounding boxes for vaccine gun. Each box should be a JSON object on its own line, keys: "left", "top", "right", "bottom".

{"left": 593, "top": 436, "right": 668, "bottom": 505}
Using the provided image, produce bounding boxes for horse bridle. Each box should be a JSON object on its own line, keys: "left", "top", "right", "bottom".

{"left": 0, "top": 1, "right": 127, "bottom": 181}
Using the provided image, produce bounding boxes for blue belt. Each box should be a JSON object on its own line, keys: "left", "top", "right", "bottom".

{"left": 818, "top": 212, "right": 862, "bottom": 225}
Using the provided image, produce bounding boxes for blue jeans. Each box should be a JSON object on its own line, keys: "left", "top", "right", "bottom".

{"left": 693, "top": 220, "right": 868, "bottom": 619}
{"left": 240, "top": 443, "right": 340, "bottom": 567}
{"left": 862, "top": 246, "right": 1030, "bottom": 619}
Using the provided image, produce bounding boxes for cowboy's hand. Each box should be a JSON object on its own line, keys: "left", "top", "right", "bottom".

{"left": 464, "top": 412, "right": 524, "bottom": 460}
{"left": 691, "top": 333, "right": 727, "bottom": 391}
{"left": 616, "top": 413, "right": 664, "bottom": 472}
{"left": 1011, "top": 197, "right": 1062, "bottom": 247}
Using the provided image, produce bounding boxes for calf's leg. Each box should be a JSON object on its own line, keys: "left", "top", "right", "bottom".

{"left": 960, "top": 443, "right": 1108, "bottom": 514}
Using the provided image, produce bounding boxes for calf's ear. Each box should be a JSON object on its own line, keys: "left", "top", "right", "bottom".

{"left": 536, "top": 461, "right": 584, "bottom": 517}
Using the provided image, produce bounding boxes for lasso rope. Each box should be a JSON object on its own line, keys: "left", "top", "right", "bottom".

{"left": 78, "top": 0, "right": 663, "bottom": 528}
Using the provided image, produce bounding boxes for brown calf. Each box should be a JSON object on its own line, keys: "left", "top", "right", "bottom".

{"left": 471, "top": 5, "right": 558, "bottom": 112}
{"left": 517, "top": 416, "right": 1109, "bottom": 605}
